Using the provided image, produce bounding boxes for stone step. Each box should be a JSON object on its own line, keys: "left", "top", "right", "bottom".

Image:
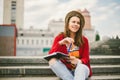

{"left": 0, "top": 56, "right": 120, "bottom": 66}
{"left": 0, "top": 75, "right": 120, "bottom": 80}
{"left": 0, "top": 76, "right": 59, "bottom": 80}
{"left": 0, "top": 66, "right": 54, "bottom": 77}
{"left": 91, "top": 65, "right": 120, "bottom": 75}
{"left": 90, "top": 75, "right": 120, "bottom": 80}
{"left": 90, "top": 39, "right": 120, "bottom": 55}
{"left": 99, "top": 39, "right": 120, "bottom": 48}
{"left": 90, "top": 49, "right": 120, "bottom": 55}
{"left": 0, "top": 65, "right": 120, "bottom": 77}
{"left": 90, "top": 55, "right": 120, "bottom": 65}
{"left": 105, "top": 39, "right": 120, "bottom": 45}
{"left": 0, "top": 56, "right": 48, "bottom": 66}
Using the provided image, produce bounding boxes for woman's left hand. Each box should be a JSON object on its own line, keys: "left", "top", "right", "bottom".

{"left": 69, "top": 56, "right": 80, "bottom": 65}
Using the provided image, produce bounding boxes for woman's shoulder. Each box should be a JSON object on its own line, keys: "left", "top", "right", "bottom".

{"left": 82, "top": 36, "right": 88, "bottom": 40}
{"left": 56, "top": 32, "right": 65, "bottom": 38}
{"left": 82, "top": 36, "right": 88, "bottom": 42}
{"left": 54, "top": 32, "right": 65, "bottom": 40}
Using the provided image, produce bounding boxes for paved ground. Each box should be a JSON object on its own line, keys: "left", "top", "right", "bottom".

{"left": 1, "top": 75, "right": 120, "bottom": 80}
{"left": 0, "top": 76, "right": 59, "bottom": 80}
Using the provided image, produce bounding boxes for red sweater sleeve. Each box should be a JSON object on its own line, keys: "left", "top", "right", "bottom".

{"left": 49, "top": 34, "right": 68, "bottom": 54}
{"left": 80, "top": 36, "right": 90, "bottom": 65}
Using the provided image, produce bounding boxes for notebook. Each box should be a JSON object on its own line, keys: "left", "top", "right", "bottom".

{"left": 43, "top": 52, "right": 69, "bottom": 61}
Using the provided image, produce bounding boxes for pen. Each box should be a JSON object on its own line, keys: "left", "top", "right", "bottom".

{"left": 68, "top": 43, "right": 72, "bottom": 53}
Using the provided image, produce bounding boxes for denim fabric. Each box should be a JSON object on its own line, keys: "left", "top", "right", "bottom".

{"left": 49, "top": 60, "right": 89, "bottom": 80}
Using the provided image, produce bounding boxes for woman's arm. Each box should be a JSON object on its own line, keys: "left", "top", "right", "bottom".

{"left": 49, "top": 34, "right": 67, "bottom": 54}
{"left": 80, "top": 37, "right": 90, "bottom": 65}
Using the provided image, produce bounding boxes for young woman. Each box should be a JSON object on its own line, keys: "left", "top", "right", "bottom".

{"left": 48, "top": 10, "right": 92, "bottom": 80}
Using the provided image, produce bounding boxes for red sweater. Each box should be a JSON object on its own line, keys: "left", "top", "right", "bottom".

{"left": 49, "top": 34, "right": 92, "bottom": 77}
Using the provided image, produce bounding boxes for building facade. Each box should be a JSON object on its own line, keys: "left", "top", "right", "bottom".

{"left": 3, "top": 0, "right": 95, "bottom": 56}
{"left": 17, "top": 29, "right": 54, "bottom": 56}
{"left": 3, "top": 0, "right": 24, "bottom": 30}
{"left": 48, "top": 9, "right": 95, "bottom": 43}
{"left": 0, "top": 25, "right": 17, "bottom": 56}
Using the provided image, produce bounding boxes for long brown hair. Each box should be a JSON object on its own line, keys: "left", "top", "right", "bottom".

{"left": 63, "top": 10, "right": 85, "bottom": 46}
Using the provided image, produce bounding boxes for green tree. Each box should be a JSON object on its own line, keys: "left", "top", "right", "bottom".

{"left": 116, "top": 35, "right": 119, "bottom": 39}
{"left": 95, "top": 33, "right": 100, "bottom": 41}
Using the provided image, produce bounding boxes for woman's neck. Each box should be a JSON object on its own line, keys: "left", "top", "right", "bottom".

{"left": 70, "top": 32, "right": 75, "bottom": 39}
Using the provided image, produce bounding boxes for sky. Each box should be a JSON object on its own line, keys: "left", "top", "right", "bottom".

{"left": 0, "top": 0, "right": 120, "bottom": 39}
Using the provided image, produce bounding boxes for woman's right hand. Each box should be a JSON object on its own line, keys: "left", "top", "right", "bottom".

{"left": 48, "top": 58, "right": 57, "bottom": 65}
{"left": 59, "top": 37, "right": 74, "bottom": 45}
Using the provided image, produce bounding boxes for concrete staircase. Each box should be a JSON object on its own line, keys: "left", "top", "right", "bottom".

{"left": 0, "top": 39, "right": 120, "bottom": 80}
{"left": 90, "top": 39, "right": 120, "bottom": 80}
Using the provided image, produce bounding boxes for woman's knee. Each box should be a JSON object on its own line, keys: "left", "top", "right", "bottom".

{"left": 77, "top": 64, "right": 87, "bottom": 69}
{"left": 48, "top": 58, "right": 57, "bottom": 65}
{"left": 76, "top": 64, "right": 89, "bottom": 73}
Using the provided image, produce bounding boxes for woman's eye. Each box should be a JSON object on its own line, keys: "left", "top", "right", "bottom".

{"left": 72, "top": 21, "right": 75, "bottom": 23}
{"left": 72, "top": 21, "right": 80, "bottom": 24}
{"left": 77, "top": 22, "right": 80, "bottom": 24}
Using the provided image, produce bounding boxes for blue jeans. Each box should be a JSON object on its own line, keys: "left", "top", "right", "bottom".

{"left": 49, "top": 60, "right": 89, "bottom": 80}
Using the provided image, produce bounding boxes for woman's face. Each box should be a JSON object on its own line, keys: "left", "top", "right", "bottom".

{"left": 68, "top": 16, "right": 80, "bottom": 33}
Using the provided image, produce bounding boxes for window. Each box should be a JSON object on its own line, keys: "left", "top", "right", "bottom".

{"left": 11, "top": 19, "right": 16, "bottom": 24}
{"left": 27, "top": 40, "right": 29, "bottom": 44}
{"left": 11, "top": 1, "right": 16, "bottom": 10}
{"left": 22, "top": 39, "right": 24, "bottom": 44}
{"left": 41, "top": 40, "right": 44, "bottom": 45}
{"left": 11, "top": 1, "right": 16, "bottom": 24}
{"left": 12, "top": 3, "right": 16, "bottom": 6}
{"left": 12, "top": 1, "right": 16, "bottom": 4}
{"left": 32, "top": 40, "right": 34, "bottom": 44}
{"left": 17, "top": 39, "right": 19, "bottom": 44}
{"left": 36, "top": 40, "right": 39, "bottom": 44}
{"left": 46, "top": 40, "right": 48, "bottom": 45}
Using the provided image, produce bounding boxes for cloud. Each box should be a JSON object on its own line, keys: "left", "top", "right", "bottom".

{"left": 24, "top": 0, "right": 59, "bottom": 29}
{"left": 91, "top": 1, "right": 120, "bottom": 25}
{"left": 89, "top": 0, "right": 120, "bottom": 38}
{"left": 0, "top": 0, "right": 119, "bottom": 37}
{"left": 24, "top": 0, "right": 98, "bottom": 29}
